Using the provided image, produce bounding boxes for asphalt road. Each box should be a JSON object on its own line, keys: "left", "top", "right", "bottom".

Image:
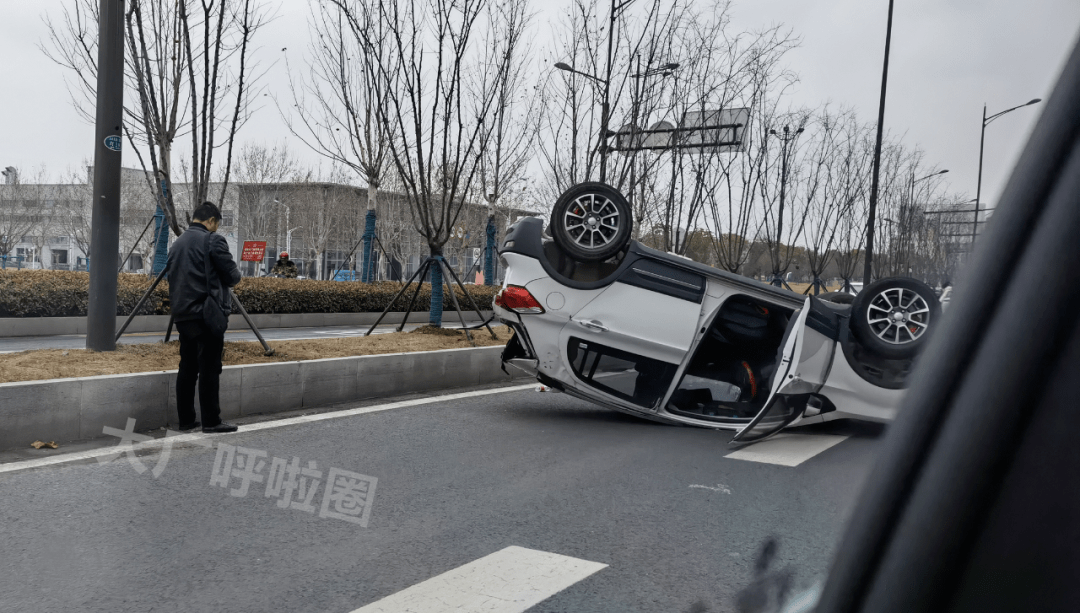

{"left": 0, "top": 384, "right": 886, "bottom": 613}
{"left": 0, "top": 322, "right": 485, "bottom": 353}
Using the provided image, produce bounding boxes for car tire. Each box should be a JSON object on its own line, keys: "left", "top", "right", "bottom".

{"left": 817, "top": 291, "right": 855, "bottom": 305}
{"left": 550, "top": 182, "right": 633, "bottom": 262}
{"left": 850, "top": 277, "right": 941, "bottom": 360}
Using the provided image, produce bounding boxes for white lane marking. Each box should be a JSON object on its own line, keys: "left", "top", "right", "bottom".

{"left": 689, "top": 483, "right": 731, "bottom": 494}
{"left": 724, "top": 433, "right": 848, "bottom": 467}
{"left": 0, "top": 384, "right": 535, "bottom": 475}
{"left": 349, "top": 546, "right": 607, "bottom": 613}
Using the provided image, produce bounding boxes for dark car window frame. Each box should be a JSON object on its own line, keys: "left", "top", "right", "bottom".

{"left": 566, "top": 336, "right": 679, "bottom": 408}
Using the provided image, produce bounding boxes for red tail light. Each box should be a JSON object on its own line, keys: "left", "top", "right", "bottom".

{"left": 495, "top": 285, "right": 545, "bottom": 314}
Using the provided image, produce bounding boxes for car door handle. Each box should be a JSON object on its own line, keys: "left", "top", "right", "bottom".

{"left": 577, "top": 320, "right": 608, "bottom": 332}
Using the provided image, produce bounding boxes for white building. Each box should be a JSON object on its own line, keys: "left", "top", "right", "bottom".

{"left": 0, "top": 166, "right": 238, "bottom": 272}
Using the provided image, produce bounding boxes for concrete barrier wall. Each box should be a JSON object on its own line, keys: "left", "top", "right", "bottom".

{"left": 0, "top": 311, "right": 494, "bottom": 338}
{"left": 0, "top": 345, "right": 525, "bottom": 450}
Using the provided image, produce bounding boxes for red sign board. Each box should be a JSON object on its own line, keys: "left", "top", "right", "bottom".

{"left": 241, "top": 241, "right": 267, "bottom": 262}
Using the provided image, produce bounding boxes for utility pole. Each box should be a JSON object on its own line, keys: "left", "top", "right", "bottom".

{"left": 599, "top": 0, "right": 620, "bottom": 182}
{"left": 863, "top": 0, "right": 895, "bottom": 286}
{"left": 85, "top": 0, "right": 126, "bottom": 352}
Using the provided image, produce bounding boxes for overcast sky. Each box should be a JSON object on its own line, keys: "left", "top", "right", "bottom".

{"left": 2, "top": 0, "right": 1077, "bottom": 209}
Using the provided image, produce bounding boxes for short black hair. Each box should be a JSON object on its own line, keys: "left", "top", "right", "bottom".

{"left": 192, "top": 201, "right": 222, "bottom": 222}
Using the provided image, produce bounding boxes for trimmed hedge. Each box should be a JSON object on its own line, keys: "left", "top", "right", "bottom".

{"left": 0, "top": 270, "right": 499, "bottom": 317}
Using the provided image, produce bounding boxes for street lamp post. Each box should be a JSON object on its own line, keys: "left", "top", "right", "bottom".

{"left": 910, "top": 169, "right": 949, "bottom": 211}
{"left": 625, "top": 56, "right": 679, "bottom": 221}
{"left": 973, "top": 98, "right": 1040, "bottom": 243}
{"left": 898, "top": 169, "right": 948, "bottom": 276}
{"left": 768, "top": 125, "right": 803, "bottom": 288}
{"left": 555, "top": 57, "right": 677, "bottom": 184}
{"left": 554, "top": 62, "right": 611, "bottom": 181}
{"left": 555, "top": 0, "right": 640, "bottom": 183}
{"left": 271, "top": 199, "right": 298, "bottom": 254}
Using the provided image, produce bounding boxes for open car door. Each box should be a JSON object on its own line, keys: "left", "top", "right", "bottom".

{"left": 731, "top": 297, "right": 833, "bottom": 444}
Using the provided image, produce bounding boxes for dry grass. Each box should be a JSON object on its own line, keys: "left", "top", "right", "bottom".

{"left": 785, "top": 282, "right": 843, "bottom": 295}
{"left": 0, "top": 326, "right": 511, "bottom": 384}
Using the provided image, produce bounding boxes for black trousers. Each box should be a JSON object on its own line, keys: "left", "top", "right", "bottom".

{"left": 175, "top": 319, "right": 225, "bottom": 427}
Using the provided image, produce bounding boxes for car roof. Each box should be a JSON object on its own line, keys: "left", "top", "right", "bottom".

{"left": 629, "top": 240, "right": 807, "bottom": 308}
{"left": 501, "top": 217, "right": 807, "bottom": 310}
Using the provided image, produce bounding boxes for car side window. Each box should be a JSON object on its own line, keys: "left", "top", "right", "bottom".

{"left": 618, "top": 258, "right": 706, "bottom": 303}
{"left": 567, "top": 337, "right": 678, "bottom": 408}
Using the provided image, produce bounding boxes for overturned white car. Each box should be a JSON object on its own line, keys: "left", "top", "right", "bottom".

{"left": 493, "top": 183, "right": 941, "bottom": 443}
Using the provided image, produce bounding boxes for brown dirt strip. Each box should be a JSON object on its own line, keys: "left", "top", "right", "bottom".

{"left": 783, "top": 282, "right": 844, "bottom": 295}
{"left": 0, "top": 325, "right": 511, "bottom": 384}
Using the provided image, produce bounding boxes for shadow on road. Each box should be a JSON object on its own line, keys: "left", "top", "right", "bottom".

{"left": 793, "top": 418, "right": 888, "bottom": 440}
{"left": 502, "top": 400, "right": 672, "bottom": 428}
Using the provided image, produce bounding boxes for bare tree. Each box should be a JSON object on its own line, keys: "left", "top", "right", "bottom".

{"left": 800, "top": 108, "right": 868, "bottom": 293}
{"left": 917, "top": 195, "right": 973, "bottom": 284}
{"left": 647, "top": 4, "right": 797, "bottom": 256}
{"left": 538, "top": 0, "right": 798, "bottom": 262}
{"left": 43, "top": 0, "right": 271, "bottom": 241}
{"left": 230, "top": 142, "right": 302, "bottom": 273}
{"left": 878, "top": 150, "right": 950, "bottom": 281}
{"left": 52, "top": 167, "right": 95, "bottom": 264}
{"left": 867, "top": 139, "right": 915, "bottom": 279}
{"left": 703, "top": 49, "right": 796, "bottom": 273}
{"left": 476, "top": 0, "right": 541, "bottom": 284}
{"left": 117, "top": 167, "right": 159, "bottom": 271}
{"left": 538, "top": 0, "right": 681, "bottom": 197}
{"left": 756, "top": 109, "right": 812, "bottom": 288}
{"left": 905, "top": 189, "right": 956, "bottom": 284}
{"left": 284, "top": 0, "right": 391, "bottom": 282}
{"left": 329, "top": 0, "right": 526, "bottom": 324}
{"left": 289, "top": 166, "right": 356, "bottom": 280}
{"left": 0, "top": 168, "right": 39, "bottom": 260}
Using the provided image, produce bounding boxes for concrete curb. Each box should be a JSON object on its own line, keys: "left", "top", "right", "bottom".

{"left": 0, "top": 311, "right": 494, "bottom": 338}
{"left": 0, "top": 345, "right": 526, "bottom": 450}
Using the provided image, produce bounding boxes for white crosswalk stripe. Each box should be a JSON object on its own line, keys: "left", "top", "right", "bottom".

{"left": 349, "top": 546, "right": 607, "bottom": 613}
{"left": 724, "top": 433, "right": 848, "bottom": 467}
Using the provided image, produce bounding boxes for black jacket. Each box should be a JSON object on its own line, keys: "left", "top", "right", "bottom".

{"left": 166, "top": 223, "right": 242, "bottom": 322}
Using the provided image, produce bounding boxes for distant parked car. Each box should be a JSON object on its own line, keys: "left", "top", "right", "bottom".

{"left": 494, "top": 182, "right": 942, "bottom": 443}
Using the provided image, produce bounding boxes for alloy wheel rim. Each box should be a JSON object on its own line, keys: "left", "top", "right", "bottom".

{"left": 866, "top": 287, "right": 930, "bottom": 345}
{"left": 564, "top": 194, "right": 620, "bottom": 250}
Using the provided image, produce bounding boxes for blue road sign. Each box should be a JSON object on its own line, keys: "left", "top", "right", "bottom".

{"left": 104, "top": 135, "right": 122, "bottom": 151}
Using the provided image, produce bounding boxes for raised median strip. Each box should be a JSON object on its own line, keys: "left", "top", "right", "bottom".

{"left": 0, "top": 311, "right": 493, "bottom": 338}
{"left": 0, "top": 345, "right": 527, "bottom": 451}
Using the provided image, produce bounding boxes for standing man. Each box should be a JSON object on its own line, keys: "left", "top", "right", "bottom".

{"left": 167, "top": 202, "right": 242, "bottom": 433}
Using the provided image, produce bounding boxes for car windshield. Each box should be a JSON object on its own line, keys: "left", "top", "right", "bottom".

{"left": 1, "top": 1, "right": 1076, "bottom": 612}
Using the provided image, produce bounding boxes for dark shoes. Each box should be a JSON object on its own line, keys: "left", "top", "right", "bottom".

{"left": 202, "top": 422, "right": 239, "bottom": 433}
{"left": 180, "top": 420, "right": 237, "bottom": 433}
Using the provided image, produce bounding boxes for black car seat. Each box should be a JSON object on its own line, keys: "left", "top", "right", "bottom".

{"left": 712, "top": 297, "right": 773, "bottom": 346}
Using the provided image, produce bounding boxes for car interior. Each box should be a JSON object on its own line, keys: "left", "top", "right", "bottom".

{"left": 666, "top": 295, "right": 794, "bottom": 422}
